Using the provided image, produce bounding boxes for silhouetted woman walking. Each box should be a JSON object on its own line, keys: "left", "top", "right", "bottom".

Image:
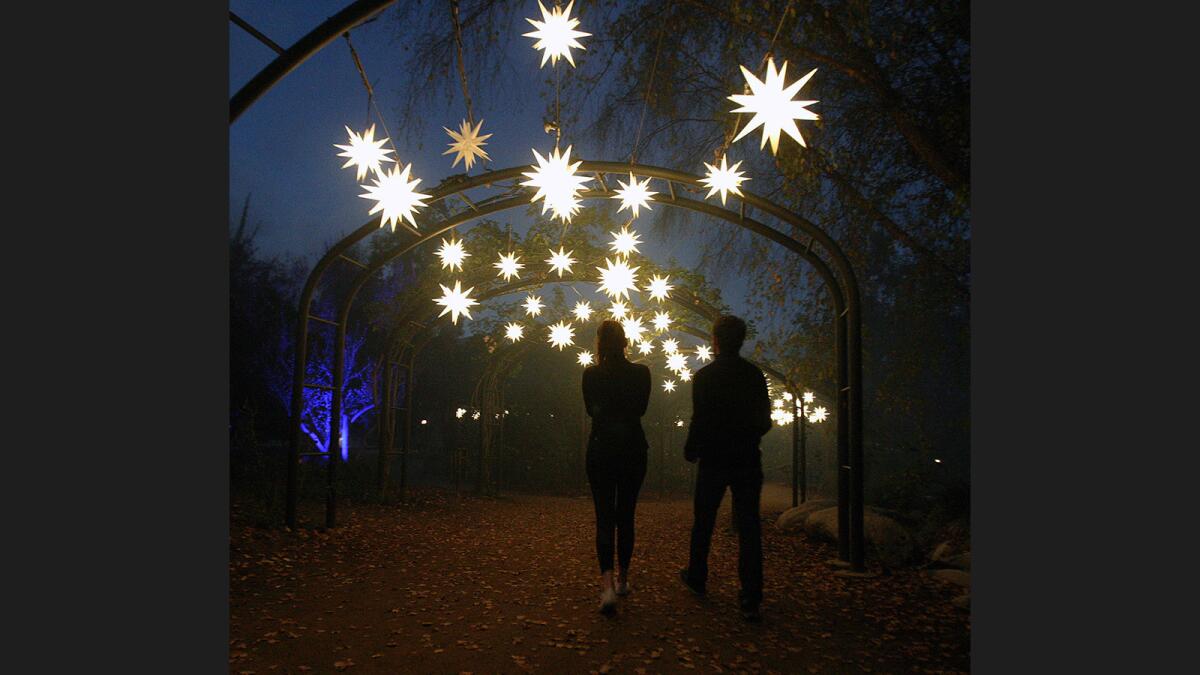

{"left": 582, "top": 320, "right": 651, "bottom": 614}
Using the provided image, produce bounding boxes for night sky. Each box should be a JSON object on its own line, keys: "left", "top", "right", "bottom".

{"left": 230, "top": 0, "right": 762, "bottom": 340}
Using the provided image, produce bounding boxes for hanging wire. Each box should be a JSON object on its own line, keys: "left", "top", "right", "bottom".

{"left": 630, "top": 2, "right": 672, "bottom": 166}
{"left": 714, "top": 0, "right": 795, "bottom": 162}
{"left": 343, "top": 32, "right": 402, "bottom": 163}
{"left": 450, "top": 0, "right": 477, "bottom": 127}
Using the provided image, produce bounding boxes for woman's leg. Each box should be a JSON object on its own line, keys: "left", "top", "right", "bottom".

{"left": 615, "top": 450, "right": 648, "bottom": 577}
{"left": 587, "top": 450, "right": 617, "bottom": 575}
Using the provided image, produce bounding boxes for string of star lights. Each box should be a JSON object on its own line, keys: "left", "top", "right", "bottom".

{"left": 436, "top": 236, "right": 471, "bottom": 271}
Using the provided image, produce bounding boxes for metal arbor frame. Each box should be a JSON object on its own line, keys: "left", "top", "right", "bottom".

{"left": 286, "top": 162, "right": 866, "bottom": 570}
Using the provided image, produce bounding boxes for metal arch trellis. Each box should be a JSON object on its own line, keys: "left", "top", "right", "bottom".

{"left": 287, "top": 161, "right": 867, "bottom": 571}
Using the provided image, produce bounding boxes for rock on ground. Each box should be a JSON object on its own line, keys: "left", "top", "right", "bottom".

{"left": 932, "top": 568, "right": 971, "bottom": 587}
{"left": 804, "top": 506, "right": 918, "bottom": 567}
{"left": 774, "top": 500, "right": 836, "bottom": 532}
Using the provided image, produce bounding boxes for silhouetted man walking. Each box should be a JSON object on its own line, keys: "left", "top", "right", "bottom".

{"left": 679, "top": 315, "right": 773, "bottom": 622}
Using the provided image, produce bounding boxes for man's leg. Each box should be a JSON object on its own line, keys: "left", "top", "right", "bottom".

{"left": 685, "top": 459, "right": 728, "bottom": 591}
{"left": 730, "top": 459, "right": 764, "bottom": 609}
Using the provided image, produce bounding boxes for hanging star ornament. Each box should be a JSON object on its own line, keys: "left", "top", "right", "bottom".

{"left": 434, "top": 280, "right": 478, "bottom": 325}
{"left": 547, "top": 321, "right": 576, "bottom": 350}
{"left": 520, "top": 146, "right": 591, "bottom": 223}
{"left": 700, "top": 156, "right": 748, "bottom": 205}
{"left": 545, "top": 246, "right": 577, "bottom": 277}
{"left": 728, "top": 57, "right": 819, "bottom": 154}
{"left": 645, "top": 274, "right": 673, "bottom": 302}
{"left": 494, "top": 252, "right": 524, "bottom": 281}
{"left": 612, "top": 174, "right": 656, "bottom": 218}
{"left": 436, "top": 236, "right": 471, "bottom": 271}
{"left": 695, "top": 345, "right": 713, "bottom": 362}
{"left": 666, "top": 352, "right": 688, "bottom": 373}
{"left": 803, "top": 392, "right": 815, "bottom": 404}
{"left": 651, "top": 311, "right": 672, "bottom": 333}
{"left": 595, "top": 257, "right": 640, "bottom": 300}
{"left": 443, "top": 118, "right": 492, "bottom": 170}
{"left": 678, "top": 368, "right": 692, "bottom": 382}
{"left": 504, "top": 322, "right": 525, "bottom": 342}
{"left": 608, "top": 300, "right": 630, "bottom": 320}
{"left": 608, "top": 225, "right": 643, "bottom": 257}
{"left": 523, "top": 0, "right": 590, "bottom": 67}
{"left": 809, "top": 406, "right": 828, "bottom": 424}
{"left": 661, "top": 338, "right": 680, "bottom": 354}
{"left": 577, "top": 350, "right": 594, "bottom": 366}
{"left": 637, "top": 340, "right": 654, "bottom": 355}
{"left": 335, "top": 124, "right": 395, "bottom": 180}
{"left": 621, "top": 317, "right": 646, "bottom": 343}
{"left": 359, "top": 163, "right": 431, "bottom": 231}
{"left": 662, "top": 379, "right": 677, "bottom": 393}
{"left": 523, "top": 294, "right": 544, "bottom": 317}
{"left": 572, "top": 301, "right": 593, "bottom": 322}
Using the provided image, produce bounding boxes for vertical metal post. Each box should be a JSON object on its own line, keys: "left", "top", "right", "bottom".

{"left": 327, "top": 321, "right": 347, "bottom": 528}
{"left": 377, "top": 361, "right": 392, "bottom": 499}
{"left": 849, "top": 306, "right": 865, "bottom": 571}
{"left": 402, "top": 350, "right": 414, "bottom": 501}
{"left": 837, "top": 312, "right": 851, "bottom": 562}
{"left": 286, "top": 316, "right": 309, "bottom": 529}
{"left": 791, "top": 393, "right": 799, "bottom": 508}
{"left": 800, "top": 400, "right": 808, "bottom": 504}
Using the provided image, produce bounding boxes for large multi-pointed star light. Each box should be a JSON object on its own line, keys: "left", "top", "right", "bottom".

{"left": 645, "top": 274, "right": 673, "bottom": 302}
{"left": 728, "top": 58, "right": 819, "bottom": 154}
{"left": 612, "top": 174, "right": 656, "bottom": 218}
{"left": 443, "top": 118, "right": 492, "bottom": 170}
{"left": 436, "top": 236, "right": 470, "bottom": 271}
{"left": 577, "top": 350, "right": 594, "bottom": 366}
{"left": 520, "top": 146, "right": 591, "bottom": 223}
{"left": 608, "top": 300, "right": 629, "bottom": 320}
{"left": 803, "top": 391, "right": 815, "bottom": 404}
{"left": 494, "top": 252, "right": 524, "bottom": 281}
{"left": 662, "top": 379, "right": 676, "bottom": 393}
{"left": 651, "top": 311, "right": 671, "bottom": 333}
{"left": 335, "top": 125, "right": 394, "bottom": 180}
{"left": 596, "top": 257, "right": 640, "bottom": 300}
{"left": 434, "top": 281, "right": 478, "bottom": 325}
{"left": 523, "top": 294, "right": 544, "bottom": 317}
{"left": 523, "top": 0, "right": 590, "bottom": 67}
{"left": 572, "top": 301, "right": 593, "bottom": 322}
{"left": 608, "top": 225, "right": 643, "bottom": 257}
{"left": 359, "top": 163, "right": 431, "bottom": 230}
{"left": 695, "top": 345, "right": 713, "bottom": 362}
{"left": 678, "top": 368, "right": 692, "bottom": 382}
{"left": 545, "top": 246, "right": 577, "bottom": 277}
{"left": 547, "top": 321, "right": 576, "bottom": 350}
{"left": 504, "top": 322, "right": 525, "bottom": 342}
{"left": 637, "top": 340, "right": 654, "bottom": 355}
{"left": 621, "top": 317, "right": 646, "bottom": 343}
{"left": 661, "top": 338, "right": 679, "bottom": 354}
{"left": 666, "top": 352, "right": 688, "bottom": 373}
{"left": 700, "top": 156, "right": 748, "bottom": 206}
{"left": 809, "top": 406, "right": 828, "bottom": 424}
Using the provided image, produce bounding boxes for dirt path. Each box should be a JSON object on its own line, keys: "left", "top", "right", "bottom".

{"left": 230, "top": 490, "right": 969, "bottom": 674}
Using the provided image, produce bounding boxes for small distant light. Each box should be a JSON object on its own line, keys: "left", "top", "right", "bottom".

{"left": 934, "top": 458, "right": 942, "bottom": 463}
{"left": 420, "top": 419, "right": 428, "bottom": 425}
{"left": 675, "top": 419, "right": 684, "bottom": 427}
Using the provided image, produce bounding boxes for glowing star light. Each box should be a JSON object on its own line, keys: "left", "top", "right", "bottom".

{"left": 621, "top": 317, "right": 646, "bottom": 343}
{"left": 572, "top": 301, "right": 593, "bottom": 322}
{"left": 809, "top": 406, "right": 828, "bottom": 424}
{"left": 803, "top": 391, "right": 815, "bottom": 404}
{"left": 359, "top": 163, "right": 431, "bottom": 231}
{"left": 608, "top": 225, "right": 643, "bottom": 257}
{"left": 335, "top": 125, "right": 395, "bottom": 180}
{"left": 504, "top": 322, "right": 525, "bottom": 342}
{"left": 608, "top": 300, "right": 629, "bottom": 320}
{"left": 455, "top": 407, "right": 467, "bottom": 419}
{"left": 472, "top": 410, "right": 481, "bottom": 420}
{"left": 637, "top": 340, "right": 654, "bottom": 355}
{"left": 523, "top": 0, "right": 590, "bottom": 67}
{"left": 678, "top": 368, "right": 692, "bottom": 382}
{"left": 700, "top": 156, "right": 747, "bottom": 206}
{"left": 728, "top": 58, "right": 819, "bottom": 154}
{"left": 695, "top": 345, "right": 713, "bottom": 362}
{"left": 645, "top": 274, "right": 673, "bottom": 302}
{"left": 443, "top": 118, "right": 492, "bottom": 170}
{"left": 662, "top": 379, "right": 677, "bottom": 393}
{"left": 666, "top": 352, "right": 688, "bottom": 373}
{"left": 520, "top": 146, "right": 591, "bottom": 222}
{"left": 661, "top": 338, "right": 679, "bottom": 354}
{"left": 577, "top": 350, "right": 594, "bottom": 366}
{"left": 545, "top": 246, "right": 577, "bottom": 277}
{"left": 436, "top": 236, "right": 470, "bottom": 272}
{"left": 523, "top": 294, "right": 544, "bottom": 317}
{"left": 434, "top": 280, "right": 478, "bottom": 325}
{"left": 651, "top": 311, "right": 672, "bottom": 333}
{"left": 612, "top": 174, "right": 656, "bottom": 218}
{"left": 494, "top": 252, "right": 524, "bottom": 281}
{"left": 547, "top": 321, "right": 576, "bottom": 350}
{"left": 595, "top": 257, "right": 640, "bottom": 300}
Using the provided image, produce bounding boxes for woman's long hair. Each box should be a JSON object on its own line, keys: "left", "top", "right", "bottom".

{"left": 596, "top": 319, "right": 627, "bottom": 366}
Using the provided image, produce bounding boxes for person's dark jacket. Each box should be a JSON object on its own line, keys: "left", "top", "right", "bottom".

{"left": 582, "top": 356, "right": 652, "bottom": 450}
{"left": 682, "top": 353, "right": 772, "bottom": 463}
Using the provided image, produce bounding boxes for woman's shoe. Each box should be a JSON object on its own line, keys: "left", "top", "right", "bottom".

{"left": 599, "top": 586, "right": 618, "bottom": 614}
{"left": 615, "top": 579, "right": 631, "bottom": 596}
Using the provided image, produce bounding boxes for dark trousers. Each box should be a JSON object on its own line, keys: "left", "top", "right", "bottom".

{"left": 685, "top": 456, "right": 764, "bottom": 606}
{"left": 586, "top": 443, "right": 647, "bottom": 574}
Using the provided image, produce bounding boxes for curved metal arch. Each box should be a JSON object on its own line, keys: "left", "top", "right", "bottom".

{"left": 291, "top": 161, "right": 865, "bottom": 569}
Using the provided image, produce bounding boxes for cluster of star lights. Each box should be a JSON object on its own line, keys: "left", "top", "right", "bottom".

{"left": 328, "top": 1, "right": 822, "bottom": 386}
{"left": 770, "top": 390, "right": 830, "bottom": 426}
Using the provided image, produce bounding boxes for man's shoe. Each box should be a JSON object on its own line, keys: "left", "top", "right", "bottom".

{"left": 678, "top": 568, "right": 705, "bottom": 596}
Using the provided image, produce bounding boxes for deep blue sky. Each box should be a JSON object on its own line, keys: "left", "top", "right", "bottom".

{"left": 230, "top": 0, "right": 756, "bottom": 331}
